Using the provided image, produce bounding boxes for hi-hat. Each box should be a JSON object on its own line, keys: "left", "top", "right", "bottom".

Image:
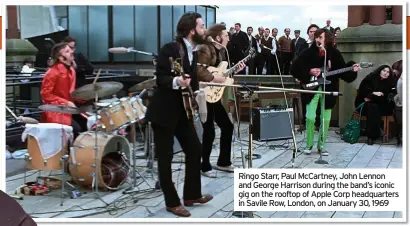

{"left": 39, "top": 104, "right": 81, "bottom": 114}
{"left": 71, "top": 82, "right": 123, "bottom": 100}
{"left": 129, "top": 78, "right": 156, "bottom": 92}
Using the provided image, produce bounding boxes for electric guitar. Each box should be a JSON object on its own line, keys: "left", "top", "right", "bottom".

{"left": 204, "top": 48, "right": 256, "bottom": 103}
{"left": 169, "top": 57, "right": 198, "bottom": 121}
{"left": 303, "top": 62, "right": 374, "bottom": 90}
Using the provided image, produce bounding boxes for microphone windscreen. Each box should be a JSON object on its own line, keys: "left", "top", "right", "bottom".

{"left": 108, "top": 47, "right": 129, "bottom": 54}
{"left": 196, "top": 89, "right": 208, "bottom": 123}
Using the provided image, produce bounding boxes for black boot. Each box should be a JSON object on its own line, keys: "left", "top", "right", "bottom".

{"left": 367, "top": 138, "right": 374, "bottom": 145}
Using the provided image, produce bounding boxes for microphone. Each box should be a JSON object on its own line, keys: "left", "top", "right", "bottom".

{"left": 108, "top": 47, "right": 132, "bottom": 54}
{"left": 108, "top": 47, "right": 158, "bottom": 58}
{"left": 195, "top": 89, "right": 207, "bottom": 123}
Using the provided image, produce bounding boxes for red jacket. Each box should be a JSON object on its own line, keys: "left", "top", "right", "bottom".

{"left": 40, "top": 63, "right": 76, "bottom": 126}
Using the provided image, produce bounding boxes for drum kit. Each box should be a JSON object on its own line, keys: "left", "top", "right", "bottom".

{"left": 16, "top": 77, "right": 159, "bottom": 205}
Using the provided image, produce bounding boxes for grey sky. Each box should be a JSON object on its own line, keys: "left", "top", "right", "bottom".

{"left": 216, "top": 5, "right": 347, "bottom": 39}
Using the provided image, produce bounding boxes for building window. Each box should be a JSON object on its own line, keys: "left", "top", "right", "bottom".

{"left": 185, "top": 5, "right": 196, "bottom": 12}
{"left": 197, "top": 6, "right": 206, "bottom": 26}
{"left": 160, "top": 6, "right": 173, "bottom": 47}
{"left": 206, "top": 7, "right": 215, "bottom": 28}
{"left": 113, "top": 6, "right": 135, "bottom": 62}
{"left": 173, "top": 6, "right": 185, "bottom": 38}
{"left": 88, "top": 6, "right": 109, "bottom": 61}
{"left": 68, "top": 6, "right": 88, "bottom": 57}
{"left": 134, "top": 6, "right": 158, "bottom": 61}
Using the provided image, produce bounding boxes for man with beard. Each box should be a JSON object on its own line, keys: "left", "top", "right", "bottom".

{"left": 145, "top": 12, "right": 213, "bottom": 217}
{"left": 196, "top": 23, "right": 246, "bottom": 178}
{"left": 40, "top": 42, "right": 85, "bottom": 139}
{"left": 291, "top": 29, "right": 359, "bottom": 155}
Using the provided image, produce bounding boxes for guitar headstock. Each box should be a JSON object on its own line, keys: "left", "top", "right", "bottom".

{"left": 248, "top": 47, "right": 256, "bottom": 58}
{"left": 359, "top": 62, "right": 374, "bottom": 68}
{"left": 169, "top": 57, "right": 183, "bottom": 76}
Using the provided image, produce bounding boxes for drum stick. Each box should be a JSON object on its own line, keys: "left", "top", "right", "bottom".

{"left": 6, "top": 106, "right": 19, "bottom": 120}
{"left": 92, "top": 69, "right": 101, "bottom": 84}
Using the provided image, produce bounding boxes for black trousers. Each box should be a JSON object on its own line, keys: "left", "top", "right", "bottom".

{"left": 361, "top": 101, "right": 394, "bottom": 139}
{"left": 280, "top": 51, "right": 292, "bottom": 74}
{"left": 151, "top": 109, "right": 202, "bottom": 208}
{"left": 201, "top": 101, "right": 234, "bottom": 172}
{"left": 258, "top": 54, "right": 271, "bottom": 75}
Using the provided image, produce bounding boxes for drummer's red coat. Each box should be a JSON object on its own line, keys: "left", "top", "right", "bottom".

{"left": 40, "top": 63, "right": 76, "bottom": 126}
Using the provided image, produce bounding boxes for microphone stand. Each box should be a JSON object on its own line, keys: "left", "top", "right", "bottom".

{"left": 200, "top": 82, "right": 341, "bottom": 218}
{"left": 124, "top": 51, "right": 158, "bottom": 194}
{"left": 315, "top": 46, "right": 329, "bottom": 165}
{"left": 261, "top": 44, "right": 300, "bottom": 168}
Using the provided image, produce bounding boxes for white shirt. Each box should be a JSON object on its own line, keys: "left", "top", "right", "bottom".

{"left": 172, "top": 38, "right": 198, "bottom": 89}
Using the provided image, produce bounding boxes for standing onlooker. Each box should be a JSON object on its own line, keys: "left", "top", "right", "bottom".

{"left": 278, "top": 28, "right": 292, "bottom": 74}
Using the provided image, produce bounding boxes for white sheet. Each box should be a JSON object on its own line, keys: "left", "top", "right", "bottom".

{"left": 22, "top": 123, "right": 73, "bottom": 159}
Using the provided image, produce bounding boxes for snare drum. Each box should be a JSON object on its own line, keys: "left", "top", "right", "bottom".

{"left": 22, "top": 123, "right": 73, "bottom": 171}
{"left": 99, "top": 98, "right": 136, "bottom": 132}
{"left": 129, "top": 96, "right": 147, "bottom": 121}
{"left": 68, "top": 132, "right": 131, "bottom": 190}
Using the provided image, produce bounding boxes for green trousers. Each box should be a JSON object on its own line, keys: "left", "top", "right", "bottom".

{"left": 305, "top": 88, "right": 332, "bottom": 150}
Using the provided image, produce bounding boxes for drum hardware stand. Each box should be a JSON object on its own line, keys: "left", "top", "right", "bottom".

{"left": 60, "top": 154, "right": 69, "bottom": 206}
{"left": 123, "top": 121, "right": 155, "bottom": 195}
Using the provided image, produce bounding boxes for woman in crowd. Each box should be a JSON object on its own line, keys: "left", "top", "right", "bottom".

{"left": 333, "top": 27, "right": 341, "bottom": 48}
{"left": 392, "top": 60, "right": 402, "bottom": 145}
{"left": 355, "top": 65, "right": 396, "bottom": 145}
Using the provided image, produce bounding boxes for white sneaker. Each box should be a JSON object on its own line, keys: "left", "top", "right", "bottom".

{"left": 303, "top": 148, "right": 312, "bottom": 155}
{"left": 201, "top": 170, "right": 217, "bottom": 178}
{"left": 213, "top": 165, "right": 235, "bottom": 172}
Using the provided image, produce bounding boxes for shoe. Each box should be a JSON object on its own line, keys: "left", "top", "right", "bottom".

{"left": 166, "top": 205, "right": 191, "bottom": 217}
{"left": 201, "top": 170, "right": 217, "bottom": 178}
{"left": 213, "top": 165, "right": 235, "bottom": 172}
{"left": 303, "top": 147, "right": 312, "bottom": 155}
{"left": 367, "top": 138, "right": 374, "bottom": 145}
{"left": 184, "top": 194, "right": 213, "bottom": 207}
{"left": 318, "top": 149, "right": 328, "bottom": 156}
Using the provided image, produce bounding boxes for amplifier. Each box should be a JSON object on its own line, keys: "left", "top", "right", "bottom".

{"left": 173, "top": 118, "right": 203, "bottom": 153}
{"left": 251, "top": 107, "right": 294, "bottom": 141}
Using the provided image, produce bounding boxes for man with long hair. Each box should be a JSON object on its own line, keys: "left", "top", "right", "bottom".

{"left": 196, "top": 23, "right": 246, "bottom": 178}
{"left": 40, "top": 42, "right": 85, "bottom": 138}
{"left": 145, "top": 12, "right": 212, "bottom": 217}
{"left": 291, "top": 29, "right": 359, "bottom": 155}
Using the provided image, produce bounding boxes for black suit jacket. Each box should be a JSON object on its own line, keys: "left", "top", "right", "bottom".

{"left": 74, "top": 52, "right": 94, "bottom": 88}
{"left": 145, "top": 40, "right": 198, "bottom": 128}
{"left": 290, "top": 37, "right": 307, "bottom": 59}
{"left": 231, "top": 30, "right": 249, "bottom": 62}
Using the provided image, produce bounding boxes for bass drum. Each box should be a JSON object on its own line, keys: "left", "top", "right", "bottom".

{"left": 69, "top": 132, "right": 131, "bottom": 190}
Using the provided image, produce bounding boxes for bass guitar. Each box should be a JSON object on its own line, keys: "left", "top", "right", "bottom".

{"left": 303, "top": 62, "right": 374, "bottom": 90}
{"left": 204, "top": 48, "right": 256, "bottom": 103}
{"left": 169, "top": 57, "right": 198, "bottom": 121}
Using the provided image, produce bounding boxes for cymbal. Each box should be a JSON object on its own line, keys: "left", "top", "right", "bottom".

{"left": 129, "top": 78, "right": 156, "bottom": 92}
{"left": 71, "top": 82, "right": 124, "bottom": 100}
{"left": 39, "top": 104, "right": 81, "bottom": 114}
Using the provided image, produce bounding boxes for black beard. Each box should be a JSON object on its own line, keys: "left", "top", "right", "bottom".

{"left": 192, "top": 31, "right": 206, "bottom": 45}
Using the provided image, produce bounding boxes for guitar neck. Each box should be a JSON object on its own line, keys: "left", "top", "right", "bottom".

{"left": 324, "top": 66, "right": 354, "bottom": 77}
{"left": 225, "top": 54, "right": 253, "bottom": 76}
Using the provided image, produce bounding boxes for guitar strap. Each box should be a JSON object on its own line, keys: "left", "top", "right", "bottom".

{"left": 175, "top": 42, "right": 185, "bottom": 69}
